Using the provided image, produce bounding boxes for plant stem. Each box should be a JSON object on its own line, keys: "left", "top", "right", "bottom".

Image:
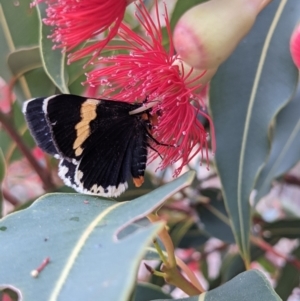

{"left": 162, "top": 266, "right": 202, "bottom": 296}
{"left": 153, "top": 239, "right": 168, "bottom": 265}
{"left": 147, "top": 213, "right": 177, "bottom": 266}
{"left": 175, "top": 256, "right": 205, "bottom": 293}
{"left": 251, "top": 236, "right": 300, "bottom": 270}
{"left": 2, "top": 189, "right": 19, "bottom": 206}
{"left": 244, "top": 257, "right": 251, "bottom": 270}
{"left": 146, "top": 246, "right": 205, "bottom": 293}
{"left": 144, "top": 263, "right": 166, "bottom": 278}
{"left": 283, "top": 174, "right": 300, "bottom": 186}
{"left": 147, "top": 213, "right": 205, "bottom": 295}
{"left": 0, "top": 111, "right": 55, "bottom": 191}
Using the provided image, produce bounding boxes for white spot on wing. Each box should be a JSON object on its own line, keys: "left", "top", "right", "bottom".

{"left": 77, "top": 170, "right": 83, "bottom": 180}
{"left": 58, "top": 159, "right": 128, "bottom": 197}
{"left": 76, "top": 182, "right": 128, "bottom": 197}
{"left": 58, "top": 160, "right": 79, "bottom": 189}
{"left": 74, "top": 166, "right": 128, "bottom": 197}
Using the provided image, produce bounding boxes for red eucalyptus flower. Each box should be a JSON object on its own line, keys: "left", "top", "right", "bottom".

{"left": 32, "top": 0, "right": 131, "bottom": 63}
{"left": 290, "top": 24, "right": 300, "bottom": 69}
{"left": 86, "top": 2, "right": 215, "bottom": 176}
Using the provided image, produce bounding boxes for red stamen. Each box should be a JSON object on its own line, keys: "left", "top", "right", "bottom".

{"left": 32, "top": 0, "right": 127, "bottom": 62}
{"left": 85, "top": 1, "right": 215, "bottom": 175}
{"left": 31, "top": 257, "right": 50, "bottom": 278}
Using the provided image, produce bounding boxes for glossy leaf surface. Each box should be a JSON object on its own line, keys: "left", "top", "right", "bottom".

{"left": 209, "top": 0, "right": 300, "bottom": 260}
{"left": 0, "top": 171, "right": 194, "bottom": 301}
{"left": 154, "top": 270, "right": 281, "bottom": 301}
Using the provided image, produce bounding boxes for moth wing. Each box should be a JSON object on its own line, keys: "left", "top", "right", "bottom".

{"left": 24, "top": 94, "right": 148, "bottom": 197}
{"left": 58, "top": 159, "right": 78, "bottom": 189}
{"left": 34, "top": 94, "right": 142, "bottom": 162}
{"left": 43, "top": 94, "right": 101, "bottom": 160}
{"left": 23, "top": 96, "right": 59, "bottom": 157}
{"left": 59, "top": 116, "right": 148, "bottom": 197}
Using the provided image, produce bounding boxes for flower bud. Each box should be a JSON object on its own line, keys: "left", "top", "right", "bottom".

{"left": 173, "top": 0, "right": 261, "bottom": 69}
{"left": 290, "top": 24, "right": 300, "bottom": 69}
{"left": 173, "top": 58, "right": 217, "bottom": 90}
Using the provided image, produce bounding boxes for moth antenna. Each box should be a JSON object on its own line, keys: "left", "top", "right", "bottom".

{"left": 146, "top": 132, "right": 171, "bottom": 147}
{"left": 147, "top": 143, "right": 163, "bottom": 160}
{"left": 129, "top": 101, "right": 159, "bottom": 115}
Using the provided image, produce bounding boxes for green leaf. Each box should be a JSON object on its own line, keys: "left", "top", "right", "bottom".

{"left": 174, "top": 189, "right": 235, "bottom": 248}
{"left": 134, "top": 283, "right": 171, "bottom": 301}
{"left": 67, "top": 73, "right": 86, "bottom": 96}
{"left": 262, "top": 219, "right": 300, "bottom": 239}
{"left": 254, "top": 86, "right": 300, "bottom": 203}
{"left": 35, "top": 3, "right": 69, "bottom": 94}
{"left": 0, "top": 148, "right": 6, "bottom": 183}
{"left": 0, "top": 100, "right": 36, "bottom": 163}
{"left": 21, "top": 67, "right": 57, "bottom": 101}
{"left": 275, "top": 245, "right": 300, "bottom": 300}
{"left": 66, "top": 56, "right": 92, "bottom": 87}
{"left": 7, "top": 47, "right": 56, "bottom": 101}
{"left": 7, "top": 47, "right": 42, "bottom": 77}
{"left": 209, "top": 0, "right": 300, "bottom": 261}
{"left": 0, "top": 0, "right": 39, "bottom": 81}
{"left": 206, "top": 270, "right": 281, "bottom": 301}
{"left": 218, "top": 237, "right": 279, "bottom": 283}
{"left": 154, "top": 270, "right": 281, "bottom": 301}
{"left": 6, "top": 58, "right": 56, "bottom": 102}
{"left": 176, "top": 222, "right": 209, "bottom": 249}
{"left": 257, "top": 257, "right": 277, "bottom": 275}
{"left": 0, "top": 171, "right": 195, "bottom": 300}
{"left": 0, "top": 0, "right": 49, "bottom": 101}
{"left": 143, "top": 247, "right": 162, "bottom": 261}
{"left": 196, "top": 189, "right": 235, "bottom": 243}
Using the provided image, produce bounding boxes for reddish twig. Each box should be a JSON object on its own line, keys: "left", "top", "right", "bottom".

{"left": 2, "top": 189, "right": 19, "bottom": 206}
{"left": 31, "top": 257, "right": 50, "bottom": 278}
{"left": 283, "top": 175, "right": 300, "bottom": 187}
{"left": 251, "top": 236, "right": 300, "bottom": 270}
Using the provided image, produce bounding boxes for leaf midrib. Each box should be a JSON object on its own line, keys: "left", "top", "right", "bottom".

{"left": 237, "top": 0, "right": 288, "bottom": 257}
{"left": 49, "top": 202, "right": 124, "bottom": 301}
{"left": 258, "top": 114, "right": 300, "bottom": 195}
{"left": 0, "top": 4, "right": 31, "bottom": 99}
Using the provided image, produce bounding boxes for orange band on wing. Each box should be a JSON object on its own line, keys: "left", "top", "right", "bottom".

{"left": 133, "top": 176, "right": 144, "bottom": 187}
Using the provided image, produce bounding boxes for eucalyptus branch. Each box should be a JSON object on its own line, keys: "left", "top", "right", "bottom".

{"left": 153, "top": 239, "right": 168, "bottom": 265}
{"left": 148, "top": 213, "right": 177, "bottom": 266}
{"left": 175, "top": 256, "right": 205, "bottom": 293}
{"left": 251, "top": 236, "right": 300, "bottom": 270}
{"left": 2, "top": 189, "right": 19, "bottom": 206}
{"left": 283, "top": 174, "right": 300, "bottom": 187}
